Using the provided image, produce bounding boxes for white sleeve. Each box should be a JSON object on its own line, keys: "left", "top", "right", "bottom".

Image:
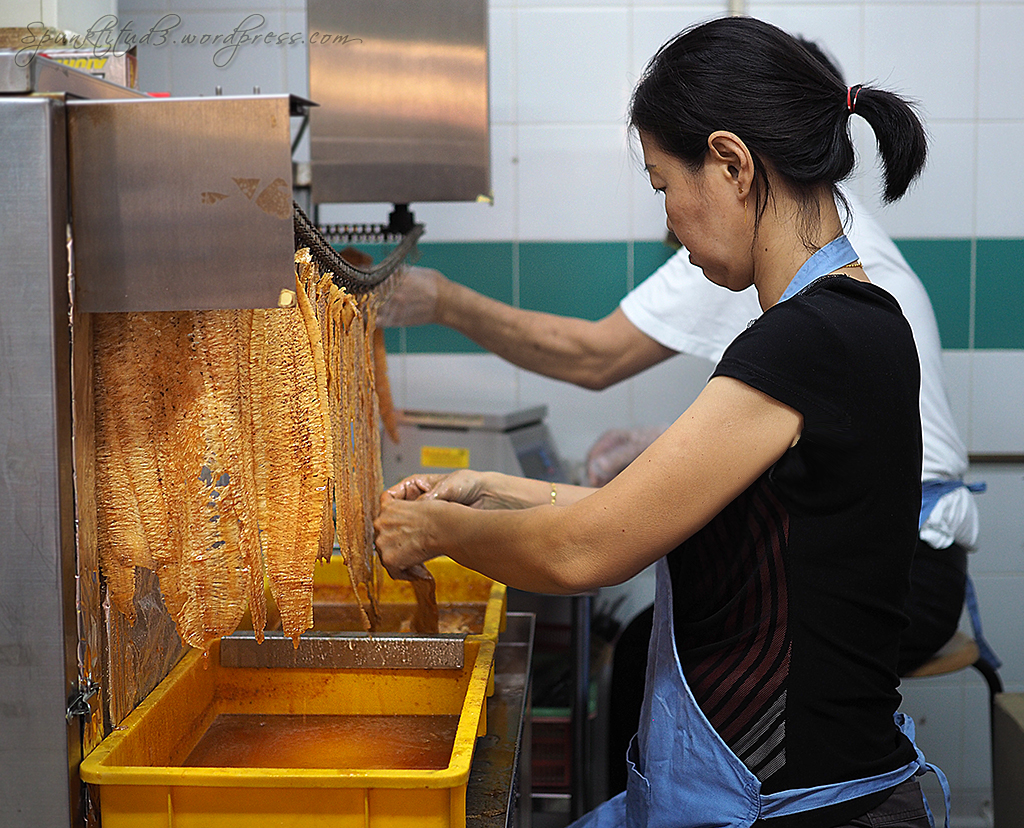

{"left": 619, "top": 248, "right": 762, "bottom": 364}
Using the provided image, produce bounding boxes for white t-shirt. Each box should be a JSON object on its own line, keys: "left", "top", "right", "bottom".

{"left": 620, "top": 197, "right": 979, "bottom": 550}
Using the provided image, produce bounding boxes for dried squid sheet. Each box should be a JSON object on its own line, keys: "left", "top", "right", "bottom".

{"left": 93, "top": 247, "right": 398, "bottom": 650}
{"left": 94, "top": 311, "right": 266, "bottom": 651}
{"left": 251, "top": 265, "right": 333, "bottom": 646}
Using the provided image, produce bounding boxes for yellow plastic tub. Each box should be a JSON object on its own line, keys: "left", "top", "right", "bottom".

{"left": 257, "top": 555, "right": 506, "bottom": 640}
{"left": 80, "top": 637, "right": 496, "bottom": 828}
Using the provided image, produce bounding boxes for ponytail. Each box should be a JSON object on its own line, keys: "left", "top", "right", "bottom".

{"left": 629, "top": 17, "right": 927, "bottom": 209}
{"left": 844, "top": 85, "right": 928, "bottom": 203}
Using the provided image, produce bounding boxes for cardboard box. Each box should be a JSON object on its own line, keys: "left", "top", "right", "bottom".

{"left": 993, "top": 693, "right": 1024, "bottom": 828}
{"left": 40, "top": 47, "right": 137, "bottom": 89}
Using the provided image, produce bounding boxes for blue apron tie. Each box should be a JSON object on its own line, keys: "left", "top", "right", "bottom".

{"left": 919, "top": 480, "right": 999, "bottom": 670}
{"left": 778, "top": 235, "right": 859, "bottom": 303}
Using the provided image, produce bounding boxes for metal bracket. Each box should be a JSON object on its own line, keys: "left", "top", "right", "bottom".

{"left": 66, "top": 679, "right": 99, "bottom": 723}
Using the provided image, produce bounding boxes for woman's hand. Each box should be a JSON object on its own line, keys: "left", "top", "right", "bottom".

{"left": 374, "top": 491, "right": 447, "bottom": 579}
{"left": 384, "top": 469, "right": 531, "bottom": 510}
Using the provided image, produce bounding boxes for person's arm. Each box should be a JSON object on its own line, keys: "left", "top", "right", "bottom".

{"left": 374, "top": 376, "right": 802, "bottom": 593}
{"left": 380, "top": 267, "right": 675, "bottom": 389}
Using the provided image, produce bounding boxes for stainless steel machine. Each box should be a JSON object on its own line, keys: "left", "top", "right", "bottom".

{"left": 0, "top": 3, "right": 519, "bottom": 824}
{"left": 0, "top": 53, "right": 301, "bottom": 827}
{"left": 382, "top": 405, "right": 568, "bottom": 485}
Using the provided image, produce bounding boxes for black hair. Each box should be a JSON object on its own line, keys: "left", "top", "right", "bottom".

{"left": 629, "top": 16, "right": 927, "bottom": 221}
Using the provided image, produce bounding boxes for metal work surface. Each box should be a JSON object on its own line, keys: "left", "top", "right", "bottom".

{"left": 467, "top": 613, "right": 535, "bottom": 828}
{"left": 67, "top": 95, "right": 296, "bottom": 312}
{"left": 307, "top": 0, "right": 490, "bottom": 204}
{"left": 220, "top": 630, "right": 466, "bottom": 670}
{"left": 0, "top": 95, "right": 78, "bottom": 828}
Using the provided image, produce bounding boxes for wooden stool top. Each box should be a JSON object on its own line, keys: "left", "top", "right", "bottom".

{"left": 907, "top": 630, "right": 980, "bottom": 678}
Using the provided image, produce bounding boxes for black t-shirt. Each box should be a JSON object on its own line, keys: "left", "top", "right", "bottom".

{"left": 667, "top": 276, "right": 922, "bottom": 820}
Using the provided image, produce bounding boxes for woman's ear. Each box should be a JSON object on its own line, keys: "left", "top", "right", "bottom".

{"left": 707, "top": 131, "right": 754, "bottom": 197}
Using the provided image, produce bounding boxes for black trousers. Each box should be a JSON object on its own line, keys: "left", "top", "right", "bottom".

{"left": 605, "top": 541, "right": 968, "bottom": 797}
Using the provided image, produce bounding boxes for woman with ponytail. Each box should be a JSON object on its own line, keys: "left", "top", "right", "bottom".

{"left": 376, "top": 16, "right": 945, "bottom": 828}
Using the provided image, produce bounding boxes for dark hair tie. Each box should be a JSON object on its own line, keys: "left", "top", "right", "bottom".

{"left": 847, "top": 84, "right": 864, "bottom": 114}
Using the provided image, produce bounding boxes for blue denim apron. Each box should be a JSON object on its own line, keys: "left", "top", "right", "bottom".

{"left": 571, "top": 561, "right": 950, "bottom": 828}
{"left": 570, "top": 239, "right": 951, "bottom": 828}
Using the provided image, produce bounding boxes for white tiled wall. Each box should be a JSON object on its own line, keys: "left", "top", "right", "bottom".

{"left": 109, "top": 0, "right": 1024, "bottom": 822}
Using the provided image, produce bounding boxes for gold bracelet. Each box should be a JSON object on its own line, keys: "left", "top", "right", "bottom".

{"left": 550, "top": 482, "right": 557, "bottom": 506}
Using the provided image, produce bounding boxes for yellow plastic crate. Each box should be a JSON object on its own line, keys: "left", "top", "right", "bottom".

{"left": 80, "top": 637, "right": 496, "bottom": 828}
{"left": 255, "top": 555, "right": 506, "bottom": 640}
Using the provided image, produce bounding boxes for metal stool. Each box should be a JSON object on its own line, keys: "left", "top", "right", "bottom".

{"left": 907, "top": 630, "right": 1003, "bottom": 703}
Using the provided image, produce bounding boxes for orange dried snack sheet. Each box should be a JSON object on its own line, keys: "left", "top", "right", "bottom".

{"left": 339, "top": 292, "right": 376, "bottom": 630}
{"left": 352, "top": 298, "right": 380, "bottom": 613}
{"left": 326, "top": 287, "right": 348, "bottom": 553}
{"left": 373, "top": 326, "right": 400, "bottom": 444}
{"left": 294, "top": 252, "right": 336, "bottom": 567}
{"left": 361, "top": 301, "right": 385, "bottom": 602}
{"left": 127, "top": 311, "right": 200, "bottom": 629}
{"left": 93, "top": 313, "right": 151, "bottom": 624}
{"left": 295, "top": 254, "right": 335, "bottom": 486}
{"left": 232, "top": 309, "right": 266, "bottom": 641}
{"left": 256, "top": 272, "right": 332, "bottom": 646}
{"left": 252, "top": 305, "right": 309, "bottom": 643}
{"left": 175, "top": 310, "right": 250, "bottom": 650}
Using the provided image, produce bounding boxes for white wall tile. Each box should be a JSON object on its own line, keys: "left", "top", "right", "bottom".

{"left": 748, "top": 3, "right": 863, "bottom": 84}
{"left": 976, "top": 123, "right": 1024, "bottom": 237}
{"left": 516, "top": 8, "right": 630, "bottom": 124}
{"left": 898, "top": 680, "right": 968, "bottom": 790}
{"left": 488, "top": 5, "right": 516, "bottom": 125}
{"left": 969, "top": 463, "right": 1024, "bottom": 574}
{"left": 160, "top": 10, "right": 292, "bottom": 97}
{"left": 414, "top": 125, "right": 516, "bottom": 240}
{"left": 628, "top": 353, "right": 715, "bottom": 427}
{"left": 517, "top": 124, "right": 633, "bottom": 240}
{"left": 861, "top": 121, "right": 976, "bottom": 238}
{"left": 863, "top": 3, "right": 977, "bottom": 122}
{"left": 631, "top": 6, "right": 723, "bottom": 82}
{"left": 392, "top": 353, "right": 519, "bottom": 413}
{"left": 960, "top": 681, "right": 995, "bottom": 790}
{"left": 941, "top": 351, "right": 972, "bottom": 442}
{"left": 283, "top": 8, "right": 308, "bottom": 98}
{"left": 978, "top": 4, "right": 1024, "bottom": 121}
{"left": 970, "top": 574, "right": 1024, "bottom": 688}
{"left": 970, "top": 352, "right": 1024, "bottom": 453}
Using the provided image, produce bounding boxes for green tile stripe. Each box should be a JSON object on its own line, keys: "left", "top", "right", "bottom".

{"left": 976, "top": 239, "right": 1024, "bottom": 350}
{"left": 893, "top": 239, "right": 972, "bottom": 349}
{"left": 341, "top": 238, "right": 1023, "bottom": 353}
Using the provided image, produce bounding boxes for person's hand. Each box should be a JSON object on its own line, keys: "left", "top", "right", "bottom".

{"left": 374, "top": 491, "right": 442, "bottom": 579}
{"left": 377, "top": 266, "right": 445, "bottom": 327}
{"left": 384, "top": 470, "right": 507, "bottom": 509}
{"left": 585, "top": 425, "right": 667, "bottom": 486}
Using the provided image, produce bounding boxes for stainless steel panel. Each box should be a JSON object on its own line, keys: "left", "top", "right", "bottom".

{"left": 220, "top": 631, "right": 465, "bottom": 669}
{"left": 67, "top": 95, "right": 296, "bottom": 312}
{"left": 308, "top": 0, "right": 490, "bottom": 204}
{"left": 0, "top": 96, "right": 78, "bottom": 828}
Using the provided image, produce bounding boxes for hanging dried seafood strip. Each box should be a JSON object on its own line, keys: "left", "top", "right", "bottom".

{"left": 335, "top": 291, "right": 379, "bottom": 629}
{"left": 93, "top": 313, "right": 148, "bottom": 624}
{"left": 180, "top": 309, "right": 261, "bottom": 649}
{"left": 93, "top": 245, "right": 404, "bottom": 648}
{"left": 374, "top": 326, "right": 400, "bottom": 444}
{"left": 250, "top": 282, "right": 332, "bottom": 646}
